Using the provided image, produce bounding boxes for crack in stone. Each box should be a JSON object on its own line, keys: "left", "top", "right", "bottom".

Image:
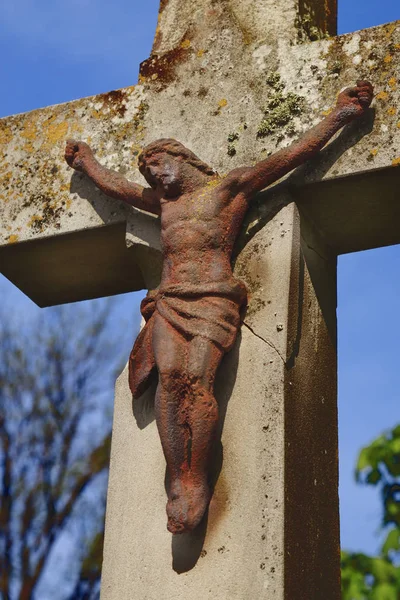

{"left": 242, "top": 321, "right": 286, "bottom": 364}
{"left": 304, "top": 241, "right": 330, "bottom": 262}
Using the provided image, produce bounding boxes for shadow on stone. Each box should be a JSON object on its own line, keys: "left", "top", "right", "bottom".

{"left": 169, "top": 330, "right": 242, "bottom": 573}
{"left": 70, "top": 170, "right": 129, "bottom": 224}
{"left": 234, "top": 107, "right": 375, "bottom": 257}
{"left": 132, "top": 376, "right": 157, "bottom": 429}
{"left": 171, "top": 513, "right": 209, "bottom": 574}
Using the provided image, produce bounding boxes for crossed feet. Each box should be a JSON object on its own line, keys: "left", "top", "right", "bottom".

{"left": 167, "top": 476, "right": 211, "bottom": 534}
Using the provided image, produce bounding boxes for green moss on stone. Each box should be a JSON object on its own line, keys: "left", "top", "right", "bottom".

{"left": 228, "top": 132, "right": 239, "bottom": 143}
{"left": 257, "top": 89, "right": 305, "bottom": 138}
{"left": 266, "top": 72, "right": 284, "bottom": 91}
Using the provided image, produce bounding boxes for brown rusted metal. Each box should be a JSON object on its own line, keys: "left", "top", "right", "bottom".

{"left": 65, "top": 81, "right": 373, "bottom": 535}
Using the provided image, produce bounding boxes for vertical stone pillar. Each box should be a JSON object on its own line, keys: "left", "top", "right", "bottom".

{"left": 101, "top": 199, "right": 339, "bottom": 599}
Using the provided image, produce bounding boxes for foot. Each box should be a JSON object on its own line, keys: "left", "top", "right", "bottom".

{"left": 166, "top": 477, "right": 211, "bottom": 534}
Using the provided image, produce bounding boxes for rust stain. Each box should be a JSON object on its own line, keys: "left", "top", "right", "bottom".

{"left": 99, "top": 89, "right": 128, "bottom": 118}
{"left": 140, "top": 44, "right": 192, "bottom": 88}
{"left": 159, "top": 0, "right": 169, "bottom": 13}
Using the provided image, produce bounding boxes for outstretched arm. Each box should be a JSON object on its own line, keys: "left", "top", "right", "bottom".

{"left": 227, "top": 81, "right": 373, "bottom": 199}
{"left": 65, "top": 140, "right": 160, "bottom": 216}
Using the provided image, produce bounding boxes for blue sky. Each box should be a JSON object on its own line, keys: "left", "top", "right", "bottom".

{"left": 0, "top": 0, "right": 399, "bottom": 562}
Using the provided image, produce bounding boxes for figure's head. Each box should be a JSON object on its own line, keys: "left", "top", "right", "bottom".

{"left": 138, "top": 139, "right": 215, "bottom": 196}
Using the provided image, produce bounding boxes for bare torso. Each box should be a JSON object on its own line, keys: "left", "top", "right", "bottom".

{"left": 159, "top": 177, "right": 248, "bottom": 287}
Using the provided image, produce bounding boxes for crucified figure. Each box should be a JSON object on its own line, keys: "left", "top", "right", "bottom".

{"left": 65, "top": 81, "right": 373, "bottom": 534}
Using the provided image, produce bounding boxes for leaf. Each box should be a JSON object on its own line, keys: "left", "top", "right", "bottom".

{"left": 389, "top": 438, "right": 400, "bottom": 455}
{"left": 370, "top": 557, "right": 396, "bottom": 582}
{"left": 367, "top": 469, "right": 382, "bottom": 485}
{"left": 382, "top": 529, "right": 400, "bottom": 556}
{"left": 357, "top": 447, "right": 373, "bottom": 472}
{"left": 387, "top": 502, "right": 399, "bottom": 517}
{"left": 371, "top": 582, "right": 397, "bottom": 600}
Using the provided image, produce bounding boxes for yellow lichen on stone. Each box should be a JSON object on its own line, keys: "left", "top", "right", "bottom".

{"left": 197, "top": 49, "right": 205, "bottom": 58}
{"left": 40, "top": 119, "right": 70, "bottom": 152}
{"left": 384, "top": 54, "right": 393, "bottom": 64}
{"left": 20, "top": 116, "right": 39, "bottom": 153}
{"left": 90, "top": 108, "right": 102, "bottom": 120}
{"left": 321, "top": 108, "right": 333, "bottom": 116}
{"left": 8, "top": 234, "right": 19, "bottom": 244}
{"left": 376, "top": 91, "right": 389, "bottom": 101}
{"left": 392, "top": 158, "right": 400, "bottom": 167}
{"left": 21, "top": 118, "right": 37, "bottom": 141}
{"left": 218, "top": 99, "right": 228, "bottom": 108}
{"left": 387, "top": 107, "right": 397, "bottom": 116}
{"left": 385, "top": 23, "right": 397, "bottom": 38}
{"left": 388, "top": 77, "right": 397, "bottom": 89}
{"left": 0, "top": 125, "right": 13, "bottom": 146}
{"left": 0, "top": 171, "right": 13, "bottom": 184}
{"left": 370, "top": 149, "right": 379, "bottom": 157}
{"left": 45, "top": 121, "right": 69, "bottom": 144}
{"left": 180, "top": 39, "right": 191, "bottom": 49}
{"left": 131, "top": 144, "right": 143, "bottom": 157}
{"left": 42, "top": 114, "right": 57, "bottom": 127}
{"left": 28, "top": 215, "right": 43, "bottom": 228}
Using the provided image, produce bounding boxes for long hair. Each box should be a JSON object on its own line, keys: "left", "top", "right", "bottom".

{"left": 138, "top": 139, "right": 216, "bottom": 176}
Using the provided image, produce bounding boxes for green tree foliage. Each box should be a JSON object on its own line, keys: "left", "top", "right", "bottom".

{"left": 0, "top": 299, "right": 134, "bottom": 600}
{"left": 342, "top": 425, "right": 400, "bottom": 599}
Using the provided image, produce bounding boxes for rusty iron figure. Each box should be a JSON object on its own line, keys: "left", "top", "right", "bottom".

{"left": 65, "top": 81, "right": 373, "bottom": 535}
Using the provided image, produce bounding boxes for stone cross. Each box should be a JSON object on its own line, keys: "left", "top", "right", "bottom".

{"left": 1, "top": 1, "right": 399, "bottom": 598}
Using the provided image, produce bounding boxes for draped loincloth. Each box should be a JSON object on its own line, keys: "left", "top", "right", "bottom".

{"left": 128, "top": 279, "right": 247, "bottom": 398}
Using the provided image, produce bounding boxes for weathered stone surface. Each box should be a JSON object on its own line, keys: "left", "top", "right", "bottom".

{"left": 140, "top": 18, "right": 400, "bottom": 183}
{"left": 1, "top": 10, "right": 399, "bottom": 302}
{"left": 0, "top": 88, "right": 161, "bottom": 303}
